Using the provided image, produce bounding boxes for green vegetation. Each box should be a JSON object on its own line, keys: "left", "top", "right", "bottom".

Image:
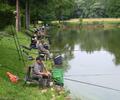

{"left": 0, "top": 0, "right": 120, "bottom": 99}
{"left": 0, "top": 80, "right": 67, "bottom": 100}
{"left": 0, "top": 0, "right": 120, "bottom": 30}
{"left": 0, "top": 2, "right": 15, "bottom": 29}
{"left": 0, "top": 30, "right": 68, "bottom": 100}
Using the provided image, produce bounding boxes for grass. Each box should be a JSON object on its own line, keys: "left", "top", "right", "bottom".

{"left": 65, "top": 18, "right": 120, "bottom": 23}
{"left": 52, "top": 18, "right": 120, "bottom": 27}
{"left": 0, "top": 30, "right": 68, "bottom": 100}
{"left": 0, "top": 80, "right": 66, "bottom": 100}
{"left": 51, "top": 18, "right": 120, "bottom": 31}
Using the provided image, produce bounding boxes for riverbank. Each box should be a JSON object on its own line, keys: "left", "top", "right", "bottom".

{"left": 0, "top": 30, "right": 68, "bottom": 100}
{"left": 51, "top": 18, "right": 120, "bottom": 30}
{"left": 52, "top": 18, "right": 120, "bottom": 26}
{"left": 66, "top": 18, "right": 120, "bottom": 23}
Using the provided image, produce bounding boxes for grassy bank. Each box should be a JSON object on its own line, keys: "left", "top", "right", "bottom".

{"left": 0, "top": 31, "right": 67, "bottom": 100}
{"left": 52, "top": 18, "right": 120, "bottom": 27}
{"left": 66, "top": 18, "right": 120, "bottom": 23}
{"left": 51, "top": 18, "right": 120, "bottom": 30}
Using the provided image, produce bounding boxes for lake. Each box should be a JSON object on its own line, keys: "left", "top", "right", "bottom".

{"left": 50, "top": 25, "right": 120, "bottom": 100}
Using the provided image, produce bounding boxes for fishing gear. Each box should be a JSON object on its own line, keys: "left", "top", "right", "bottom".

{"left": 64, "top": 73, "right": 120, "bottom": 77}
{"left": 21, "top": 45, "right": 31, "bottom": 50}
{"left": 64, "top": 78, "right": 120, "bottom": 92}
{"left": 11, "top": 26, "right": 22, "bottom": 61}
{"left": 11, "top": 26, "right": 26, "bottom": 66}
{"left": 25, "top": 30, "right": 33, "bottom": 37}
{"left": 0, "top": 64, "right": 25, "bottom": 75}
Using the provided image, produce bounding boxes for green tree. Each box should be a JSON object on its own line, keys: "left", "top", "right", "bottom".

{"left": 106, "top": 0, "right": 120, "bottom": 17}
{"left": 73, "top": 0, "right": 106, "bottom": 18}
{"left": 54, "top": 0, "right": 74, "bottom": 21}
{"left": 0, "top": 1, "right": 15, "bottom": 29}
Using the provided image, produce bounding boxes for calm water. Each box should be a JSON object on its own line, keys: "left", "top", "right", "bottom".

{"left": 50, "top": 26, "right": 120, "bottom": 100}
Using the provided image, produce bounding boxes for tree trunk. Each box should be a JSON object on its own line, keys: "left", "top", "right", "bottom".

{"left": 25, "top": 0, "right": 30, "bottom": 30}
{"left": 16, "top": 0, "right": 21, "bottom": 32}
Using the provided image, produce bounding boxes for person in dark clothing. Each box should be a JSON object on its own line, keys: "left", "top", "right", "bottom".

{"left": 30, "top": 35, "right": 37, "bottom": 49}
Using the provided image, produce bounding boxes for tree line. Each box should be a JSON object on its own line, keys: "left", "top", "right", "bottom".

{"left": 0, "top": 0, "right": 120, "bottom": 30}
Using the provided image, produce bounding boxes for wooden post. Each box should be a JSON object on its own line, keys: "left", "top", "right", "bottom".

{"left": 25, "top": 0, "right": 30, "bottom": 30}
{"left": 16, "top": 0, "right": 20, "bottom": 32}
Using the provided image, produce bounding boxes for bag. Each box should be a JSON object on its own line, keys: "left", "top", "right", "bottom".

{"left": 52, "top": 68, "right": 64, "bottom": 86}
{"left": 6, "top": 72, "right": 19, "bottom": 83}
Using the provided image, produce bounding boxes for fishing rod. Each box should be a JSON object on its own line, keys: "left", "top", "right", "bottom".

{"left": 0, "top": 64, "right": 25, "bottom": 75}
{"left": 3, "top": 45, "right": 31, "bottom": 52}
{"left": 50, "top": 49, "right": 107, "bottom": 53}
{"left": 11, "top": 26, "right": 26, "bottom": 66}
{"left": 64, "top": 73, "right": 120, "bottom": 77}
{"left": 11, "top": 26, "right": 22, "bottom": 61}
{"left": 50, "top": 49, "right": 78, "bottom": 52}
{"left": 64, "top": 78, "right": 120, "bottom": 92}
{"left": 1, "top": 46, "right": 35, "bottom": 59}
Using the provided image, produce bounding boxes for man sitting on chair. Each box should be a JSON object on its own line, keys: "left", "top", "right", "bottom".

{"left": 36, "top": 40, "right": 50, "bottom": 59}
{"left": 32, "top": 57, "right": 51, "bottom": 87}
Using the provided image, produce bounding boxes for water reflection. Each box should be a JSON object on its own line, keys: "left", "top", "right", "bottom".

{"left": 50, "top": 27, "right": 120, "bottom": 66}
{"left": 49, "top": 26, "right": 120, "bottom": 100}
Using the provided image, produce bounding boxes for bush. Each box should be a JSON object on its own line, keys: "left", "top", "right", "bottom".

{"left": 0, "top": 11, "right": 15, "bottom": 29}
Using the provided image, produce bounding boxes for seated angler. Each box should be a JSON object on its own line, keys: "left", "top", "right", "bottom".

{"left": 36, "top": 40, "right": 50, "bottom": 59}
{"left": 32, "top": 57, "right": 51, "bottom": 87}
{"left": 30, "top": 34, "right": 37, "bottom": 49}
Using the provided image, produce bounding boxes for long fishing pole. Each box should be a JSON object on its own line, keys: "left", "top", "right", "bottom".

{"left": 50, "top": 49, "right": 106, "bottom": 53}
{"left": 64, "top": 78, "right": 120, "bottom": 92}
{"left": 64, "top": 73, "right": 120, "bottom": 77}
{"left": 11, "top": 26, "right": 26, "bottom": 66}
{"left": 11, "top": 26, "right": 22, "bottom": 60}
{"left": 0, "top": 64, "right": 25, "bottom": 75}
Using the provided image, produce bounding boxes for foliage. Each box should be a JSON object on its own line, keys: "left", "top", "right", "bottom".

{"left": 30, "top": 0, "right": 56, "bottom": 23}
{"left": 29, "top": 0, "right": 74, "bottom": 23}
{"left": 53, "top": 0, "right": 74, "bottom": 20}
{"left": 0, "top": 31, "right": 67, "bottom": 100}
{"left": 0, "top": 2, "right": 15, "bottom": 29}
{"left": 0, "top": 0, "right": 120, "bottom": 29}
{"left": 73, "top": 0, "right": 105, "bottom": 18}
{"left": 105, "top": 0, "right": 120, "bottom": 18}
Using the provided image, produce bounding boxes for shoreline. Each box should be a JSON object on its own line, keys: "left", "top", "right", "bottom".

{"left": 52, "top": 18, "right": 120, "bottom": 24}
{"left": 66, "top": 18, "right": 120, "bottom": 23}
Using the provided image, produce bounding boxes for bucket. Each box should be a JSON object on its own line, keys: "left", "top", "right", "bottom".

{"left": 54, "top": 55, "right": 62, "bottom": 65}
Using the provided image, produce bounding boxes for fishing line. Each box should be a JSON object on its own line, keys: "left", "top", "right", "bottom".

{"left": 50, "top": 49, "right": 109, "bottom": 53}
{"left": 64, "top": 78, "right": 120, "bottom": 92}
{"left": 0, "top": 65, "right": 25, "bottom": 75}
{"left": 64, "top": 73, "right": 120, "bottom": 77}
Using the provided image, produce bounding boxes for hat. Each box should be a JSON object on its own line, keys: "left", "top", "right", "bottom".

{"left": 36, "top": 56, "right": 43, "bottom": 61}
